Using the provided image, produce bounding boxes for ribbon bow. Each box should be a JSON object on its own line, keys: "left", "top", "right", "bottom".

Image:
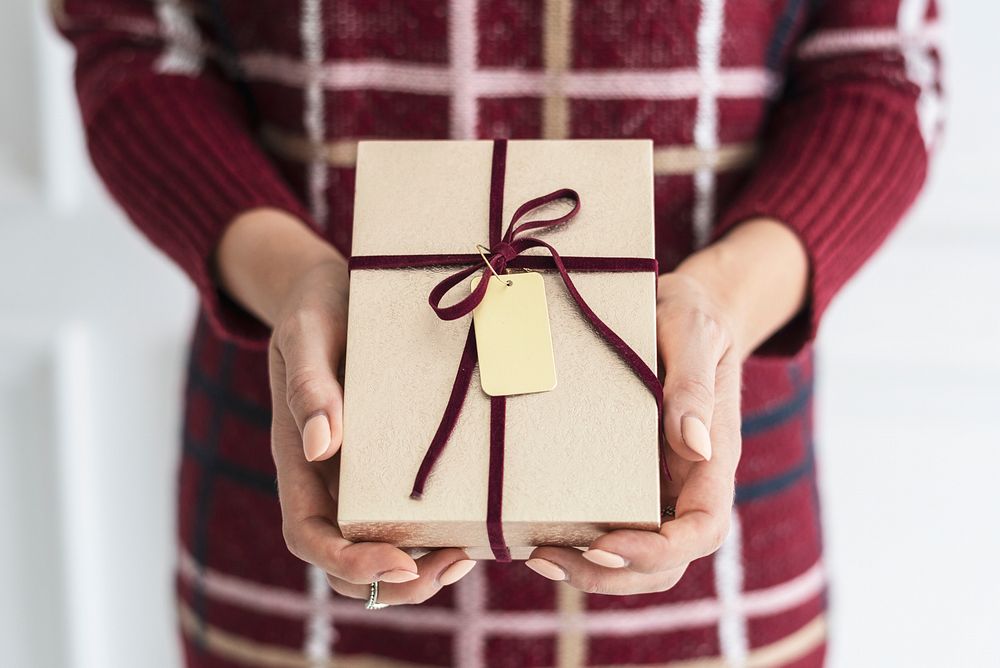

{"left": 427, "top": 188, "right": 582, "bottom": 321}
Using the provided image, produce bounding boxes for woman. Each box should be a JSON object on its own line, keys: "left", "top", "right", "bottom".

{"left": 55, "top": 1, "right": 940, "bottom": 665}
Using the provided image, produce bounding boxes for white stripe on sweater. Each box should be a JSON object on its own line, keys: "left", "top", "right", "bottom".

{"left": 299, "top": 1, "right": 333, "bottom": 655}
{"left": 692, "top": 0, "right": 725, "bottom": 249}
{"left": 238, "top": 53, "right": 780, "bottom": 100}
{"left": 453, "top": 563, "right": 488, "bottom": 668}
{"left": 305, "top": 565, "right": 334, "bottom": 664}
{"left": 797, "top": 22, "right": 942, "bottom": 60}
{"left": 715, "top": 510, "right": 749, "bottom": 667}
{"left": 449, "top": 0, "right": 479, "bottom": 139}
{"left": 153, "top": 0, "right": 204, "bottom": 75}
{"left": 899, "top": 0, "right": 943, "bottom": 148}
{"left": 301, "top": 0, "right": 329, "bottom": 229}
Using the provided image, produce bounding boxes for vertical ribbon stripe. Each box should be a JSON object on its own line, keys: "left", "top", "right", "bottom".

{"left": 488, "top": 396, "right": 511, "bottom": 561}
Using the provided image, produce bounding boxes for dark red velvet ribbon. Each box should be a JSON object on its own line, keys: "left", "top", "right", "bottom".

{"left": 349, "top": 139, "right": 667, "bottom": 561}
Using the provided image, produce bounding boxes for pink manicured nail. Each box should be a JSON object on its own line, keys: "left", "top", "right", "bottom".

{"left": 525, "top": 558, "right": 567, "bottom": 581}
{"left": 303, "top": 414, "right": 332, "bottom": 462}
{"left": 438, "top": 559, "right": 477, "bottom": 586}
{"left": 378, "top": 569, "right": 419, "bottom": 583}
{"left": 681, "top": 415, "right": 712, "bottom": 461}
{"left": 583, "top": 548, "right": 627, "bottom": 568}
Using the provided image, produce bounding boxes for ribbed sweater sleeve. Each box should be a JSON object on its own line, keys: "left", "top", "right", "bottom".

{"left": 713, "top": 0, "right": 942, "bottom": 357}
{"left": 54, "top": 0, "right": 313, "bottom": 348}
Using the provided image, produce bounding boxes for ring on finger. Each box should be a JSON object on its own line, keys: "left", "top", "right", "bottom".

{"left": 365, "top": 581, "right": 390, "bottom": 610}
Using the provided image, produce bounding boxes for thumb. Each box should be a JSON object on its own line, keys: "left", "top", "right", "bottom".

{"left": 272, "top": 314, "right": 345, "bottom": 463}
{"left": 659, "top": 327, "right": 719, "bottom": 463}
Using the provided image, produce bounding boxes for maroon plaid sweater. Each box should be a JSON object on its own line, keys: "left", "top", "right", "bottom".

{"left": 56, "top": 1, "right": 941, "bottom": 666}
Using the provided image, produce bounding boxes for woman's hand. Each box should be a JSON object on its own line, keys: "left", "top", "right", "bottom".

{"left": 217, "top": 208, "right": 477, "bottom": 605}
{"left": 525, "top": 218, "right": 809, "bottom": 594}
{"left": 525, "top": 270, "right": 743, "bottom": 593}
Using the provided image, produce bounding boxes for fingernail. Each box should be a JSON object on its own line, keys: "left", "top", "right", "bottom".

{"left": 377, "top": 569, "right": 419, "bottom": 583}
{"left": 681, "top": 415, "right": 712, "bottom": 461}
{"left": 525, "top": 558, "right": 567, "bottom": 581}
{"left": 438, "top": 559, "right": 477, "bottom": 586}
{"left": 303, "top": 414, "right": 332, "bottom": 462}
{"left": 583, "top": 548, "right": 627, "bottom": 568}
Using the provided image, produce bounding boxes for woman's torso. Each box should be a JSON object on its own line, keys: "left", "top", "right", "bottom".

{"left": 178, "top": 3, "right": 826, "bottom": 666}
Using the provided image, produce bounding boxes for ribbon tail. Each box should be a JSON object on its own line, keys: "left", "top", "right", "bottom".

{"left": 410, "top": 325, "right": 478, "bottom": 499}
{"left": 530, "top": 240, "right": 671, "bottom": 481}
{"left": 545, "top": 245, "right": 661, "bottom": 397}
{"left": 428, "top": 263, "right": 488, "bottom": 321}
{"left": 659, "top": 427, "right": 672, "bottom": 482}
{"left": 655, "top": 381, "right": 671, "bottom": 482}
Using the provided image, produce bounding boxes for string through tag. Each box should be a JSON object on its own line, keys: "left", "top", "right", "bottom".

{"left": 476, "top": 244, "right": 512, "bottom": 287}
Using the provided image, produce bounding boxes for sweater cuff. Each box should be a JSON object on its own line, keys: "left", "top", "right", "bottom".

{"left": 84, "top": 75, "right": 315, "bottom": 350}
{"left": 713, "top": 85, "right": 927, "bottom": 358}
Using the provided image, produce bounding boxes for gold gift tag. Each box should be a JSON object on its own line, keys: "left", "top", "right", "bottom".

{"left": 470, "top": 272, "right": 557, "bottom": 397}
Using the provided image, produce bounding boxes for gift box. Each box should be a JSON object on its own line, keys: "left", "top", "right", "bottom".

{"left": 339, "top": 139, "right": 663, "bottom": 561}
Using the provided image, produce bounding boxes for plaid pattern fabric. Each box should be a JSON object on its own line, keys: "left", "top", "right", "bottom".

{"left": 55, "top": 0, "right": 942, "bottom": 665}
{"left": 179, "top": 318, "right": 825, "bottom": 667}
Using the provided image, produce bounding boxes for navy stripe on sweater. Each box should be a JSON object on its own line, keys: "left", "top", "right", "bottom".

{"left": 182, "top": 376, "right": 815, "bottom": 504}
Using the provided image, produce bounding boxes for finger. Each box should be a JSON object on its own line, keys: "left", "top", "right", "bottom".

{"left": 327, "top": 549, "right": 476, "bottom": 604}
{"left": 290, "top": 516, "right": 423, "bottom": 585}
{"left": 272, "top": 409, "right": 418, "bottom": 585}
{"left": 586, "top": 454, "right": 735, "bottom": 573}
{"left": 585, "top": 501, "right": 730, "bottom": 574}
{"left": 273, "top": 444, "right": 420, "bottom": 584}
{"left": 657, "top": 308, "right": 727, "bottom": 462}
{"left": 588, "top": 355, "right": 742, "bottom": 573}
{"left": 527, "top": 547, "right": 687, "bottom": 596}
{"left": 271, "top": 310, "right": 345, "bottom": 462}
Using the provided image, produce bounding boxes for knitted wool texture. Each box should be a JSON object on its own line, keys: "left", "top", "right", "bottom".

{"left": 56, "top": 0, "right": 941, "bottom": 666}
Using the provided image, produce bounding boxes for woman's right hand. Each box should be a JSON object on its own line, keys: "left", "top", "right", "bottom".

{"left": 217, "top": 208, "right": 477, "bottom": 604}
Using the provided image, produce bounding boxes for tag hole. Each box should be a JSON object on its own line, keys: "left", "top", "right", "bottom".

{"left": 505, "top": 280, "right": 513, "bottom": 287}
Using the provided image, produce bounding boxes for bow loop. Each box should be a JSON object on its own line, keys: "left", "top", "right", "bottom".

{"left": 504, "top": 188, "right": 581, "bottom": 242}
{"left": 427, "top": 188, "right": 582, "bottom": 322}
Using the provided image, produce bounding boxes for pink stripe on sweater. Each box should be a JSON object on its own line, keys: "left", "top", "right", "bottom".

{"left": 237, "top": 54, "right": 780, "bottom": 99}
{"left": 177, "top": 548, "right": 826, "bottom": 635}
{"left": 797, "top": 22, "right": 941, "bottom": 60}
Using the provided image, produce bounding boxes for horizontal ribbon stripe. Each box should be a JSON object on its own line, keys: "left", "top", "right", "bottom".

{"left": 350, "top": 253, "right": 658, "bottom": 273}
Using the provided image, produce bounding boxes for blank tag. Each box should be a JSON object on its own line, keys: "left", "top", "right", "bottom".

{"left": 470, "top": 272, "right": 557, "bottom": 397}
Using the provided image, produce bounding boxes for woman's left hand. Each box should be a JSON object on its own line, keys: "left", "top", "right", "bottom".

{"left": 525, "top": 218, "right": 810, "bottom": 594}
{"left": 525, "top": 271, "right": 743, "bottom": 593}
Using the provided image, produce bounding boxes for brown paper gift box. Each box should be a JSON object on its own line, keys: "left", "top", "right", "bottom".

{"left": 338, "top": 139, "right": 661, "bottom": 561}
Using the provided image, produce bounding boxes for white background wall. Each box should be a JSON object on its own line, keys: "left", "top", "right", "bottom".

{"left": 0, "top": 3, "right": 996, "bottom": 667}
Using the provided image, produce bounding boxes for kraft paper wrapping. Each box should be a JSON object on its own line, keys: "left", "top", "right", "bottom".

{"left": 338, "top": 140, "right": 661, "bottom": 560}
